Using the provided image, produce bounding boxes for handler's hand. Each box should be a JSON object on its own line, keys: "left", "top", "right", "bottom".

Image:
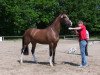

{"left": 68, "top": 27, "right": 73, "bottom": 30}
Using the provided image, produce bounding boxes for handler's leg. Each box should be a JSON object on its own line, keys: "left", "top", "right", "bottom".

{"left": 85, "top": 41, "right": 88, "bottom": 56}
{"left": 80, "top": 40, "right": 87, "bottom": 66}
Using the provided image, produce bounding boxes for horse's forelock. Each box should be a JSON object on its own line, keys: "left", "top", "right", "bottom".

{"left": 60, "top": 14, "right": 69, "bottom": 20}
{"left": 64, "top": 14, "right": 69, "bottom": 20}
{"left": 60, "top": 14, "right": 72, "bottom": 26}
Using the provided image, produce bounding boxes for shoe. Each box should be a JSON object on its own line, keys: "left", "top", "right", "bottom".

{"left": 78, "top": 64, "right": 89, "bottom": 68}
{"left": 83, "top": 64, "right": 89, "bottom": 68}
{"left": 78, "top": 64, "right": 83, "bottom": 68}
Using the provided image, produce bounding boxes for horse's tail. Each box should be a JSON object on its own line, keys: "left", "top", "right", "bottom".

{"left": 21, "top": 36, "right": 29, "bottom": 55}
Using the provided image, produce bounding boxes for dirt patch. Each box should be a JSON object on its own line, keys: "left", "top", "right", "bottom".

{"left": 0, "top": 39, "right": 100, "bottom": 75}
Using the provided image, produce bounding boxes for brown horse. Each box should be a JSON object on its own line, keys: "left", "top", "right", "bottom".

{"left": 20, "top": 13, "right": 72, "bottom": 67}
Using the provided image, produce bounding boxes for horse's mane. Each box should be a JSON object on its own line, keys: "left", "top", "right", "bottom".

{"left": 47, "top": 14, "right": 61, "bottom": 28}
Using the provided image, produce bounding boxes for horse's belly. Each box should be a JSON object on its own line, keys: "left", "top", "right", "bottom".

{"left": 33, "top": 38, "right": 58, "bottom": 44}
{"left": 36, "top": 40, "right": 49, "bottom": 44}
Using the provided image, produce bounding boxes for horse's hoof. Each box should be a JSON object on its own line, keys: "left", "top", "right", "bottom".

{"left": 32, "top": 61, "right": 37, "bottom": 64}
{"left": 20, "top": 61, "right": 23, "bottom": 64}
{"left": 50, "top": 63, "right": 54, "bottom": 67}
{"left": 50, "top": 65, "right": 54, "bottom": 67}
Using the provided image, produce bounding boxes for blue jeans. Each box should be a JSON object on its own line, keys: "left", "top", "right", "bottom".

{"left": 79, "top": 40, "right": 87, "bottom": 66}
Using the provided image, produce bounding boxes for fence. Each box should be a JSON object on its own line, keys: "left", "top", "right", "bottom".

{"left": 0, "top": 36, "right": 22, "bottom": 41}
{"left": 0, "top": 35, "right": 100, "bottom": 41}
{"left": 0, "top": 35, "right": 77, "bottom": 40}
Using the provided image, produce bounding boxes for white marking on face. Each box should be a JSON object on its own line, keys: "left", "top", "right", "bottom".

{"left": 65, "top": 15, "right": 69, "bottom": 20}
{"left": 61, "top": 15, "right": 63, "bottom": 18}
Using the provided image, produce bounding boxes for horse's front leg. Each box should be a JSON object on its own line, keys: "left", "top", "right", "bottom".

{"left": 49, "top": 44, "right": 53, "bottom": 67}
{"left": 20, "top": 48, "right": 24, "bottom": 63}
{"left": 52, "top": 43, "right": 57, "bottom": 64}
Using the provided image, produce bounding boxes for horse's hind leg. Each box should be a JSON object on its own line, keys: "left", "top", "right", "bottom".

{"left": 31, "top": 43, "right": 37, "bottom": 62}
{"left": 20, "top": 48, "right": 24, "bottom": 63}
{"left": 20, "top": 45, "right": 26, "bottom": 64}
{"left": 20, "top": 33, "right": 30, "bottom": 64}
{"left": 20, "top": 45, "right": 30, "bottom": 64}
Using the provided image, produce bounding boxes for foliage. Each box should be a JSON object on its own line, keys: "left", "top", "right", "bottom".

{"left": 0, "top": 0, "right": 100, "bottom": 36}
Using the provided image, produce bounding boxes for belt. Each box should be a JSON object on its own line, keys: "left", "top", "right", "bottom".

{"left": 79, "top": 39, "right": 87, "bottom": 41}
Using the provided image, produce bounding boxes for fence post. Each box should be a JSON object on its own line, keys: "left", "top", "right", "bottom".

{"left": 63, "top": 36, "right": 65, "bottom": 39}
{"left": 0, "top": 37, "right": 3, "bottom": 41}
{"left": 2, "top": 37, "right": 4, "bottom": 41}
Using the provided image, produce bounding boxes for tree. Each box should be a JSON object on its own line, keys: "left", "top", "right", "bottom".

{"left": 0, "top": 0, "right": 100, "bottom": 36}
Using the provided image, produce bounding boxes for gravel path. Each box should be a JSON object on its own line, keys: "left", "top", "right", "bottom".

{"left": 0, "top": 39, "right": 100, "bottom": 75}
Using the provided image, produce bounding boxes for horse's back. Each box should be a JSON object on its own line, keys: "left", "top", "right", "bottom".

{"left": 24, "top": 28, "right": 36, "bottom": 36}
{"left": 23, "top": 28, "right": 47, "bottom": 40}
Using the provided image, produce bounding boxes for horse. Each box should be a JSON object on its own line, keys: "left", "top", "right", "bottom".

{"left": 20, "top": 13, "right": 72, "bottom": 67}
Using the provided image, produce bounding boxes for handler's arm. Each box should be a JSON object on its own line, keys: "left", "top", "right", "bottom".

{"left": 69, "top": 27, "right": 81, "bottom": 30}
{"left": 74, "top": 30, "right": 78, "bottom": 35}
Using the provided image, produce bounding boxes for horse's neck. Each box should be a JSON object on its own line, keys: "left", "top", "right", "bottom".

{"left": 51, "top": 16, "right": 61, "bottom": 33}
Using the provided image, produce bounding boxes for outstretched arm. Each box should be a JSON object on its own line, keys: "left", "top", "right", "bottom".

{"left": 69, "top": 27, "right": 81, "bottom": 30}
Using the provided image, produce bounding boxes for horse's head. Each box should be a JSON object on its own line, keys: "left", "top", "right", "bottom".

{"left": 60, "top": 14, "right": 72, "bottom": 27}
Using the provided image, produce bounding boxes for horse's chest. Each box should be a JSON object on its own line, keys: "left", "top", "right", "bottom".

{"left": 50, "top": 28, "right": 59, "bottom": 39}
